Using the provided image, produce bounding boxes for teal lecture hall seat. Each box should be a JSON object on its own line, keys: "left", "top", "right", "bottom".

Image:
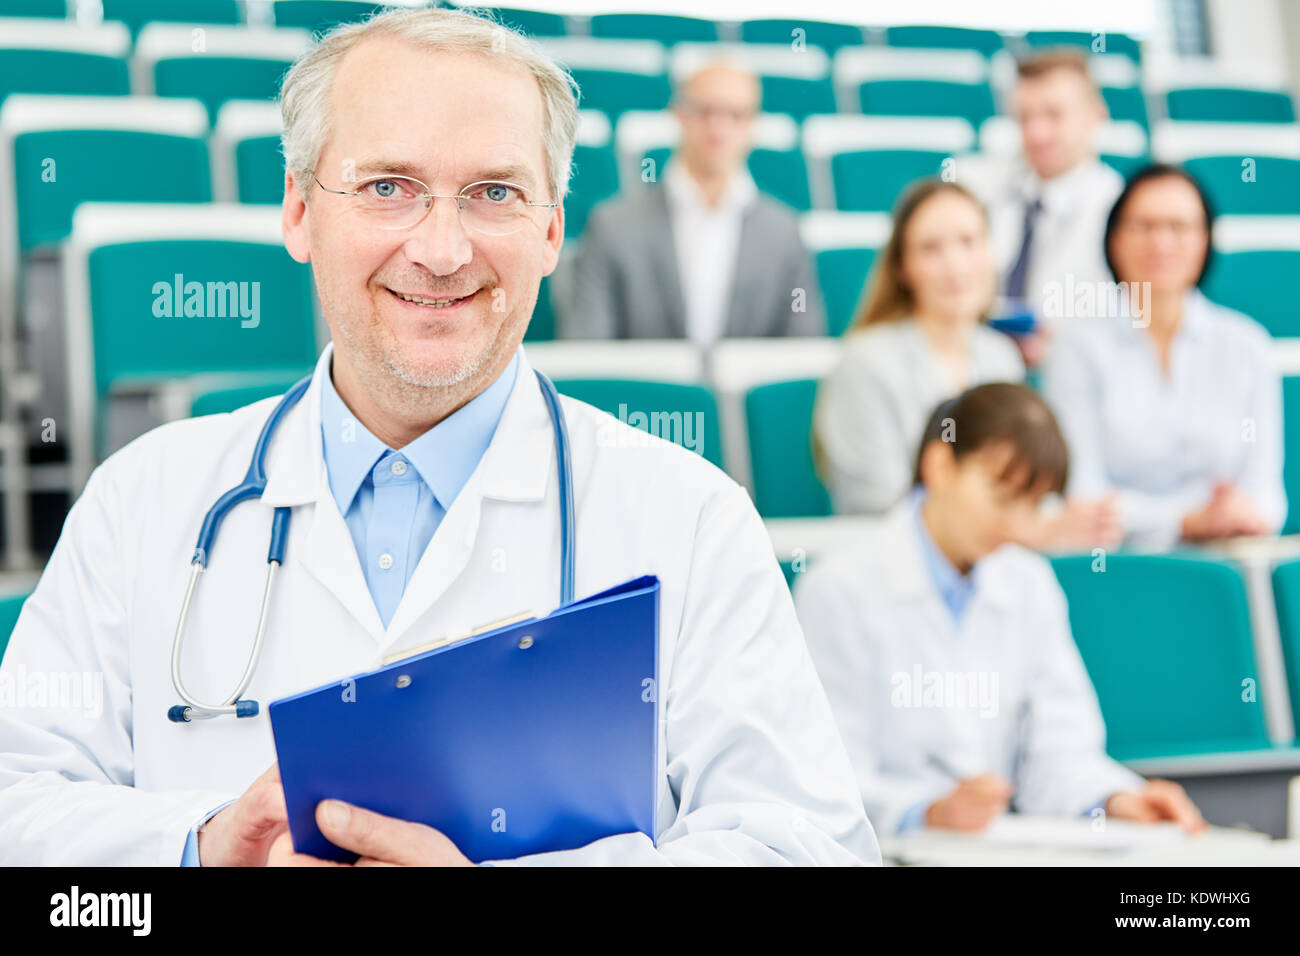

{"left": 554, "top": 379, "right": 725, "bottom": 469}
{"left": 1165, "top": 87, "right": 1297, "bottom": 123}
{"left": 884, "top": 25, "right": 1004, "bottom": 57}
{"left": 816, "top": 247, "right": 876, "bottom": 335}
{"left": 1203, "top": 250, "right": 1300, "bottom": 338}
{"left": 1269, "top": 559, "right": 1300, "bottom": 739}
{"left": 739, "top": 18, "right": 864, "bottom": 55}
{"left": 0, "top": 38, "right": 130, "bottom": 105}
{"left": 745, "top": 379, "right": 831, "bottom": 519}
{"left": 1183, "top": 156, "right": 1300, "bottom": 215}
{"left": 84, "top": 240, "right": 316, "bottom": 401}
{"left": 1050, "top": 554, "right": 1272, "bottom": 761}
{"left": 100, "top": 0, "right": 240, "bottom": 36}
{"left": 272, "top": 1, "right": 390, "bottom": 34}
{"left": 857, "top": 79, "right": 997, "bottom": 131}
{"left": 587, "top": 13, "right": 719, "bottom": 44}
{"left": 0, "top": 590, "right": 29, "bottom": 665}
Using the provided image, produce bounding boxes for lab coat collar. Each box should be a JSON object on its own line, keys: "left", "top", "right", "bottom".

{"left": 877, "top": 495, "right": 1018, "bottom": 611}
{"left": 261, "top": 341, "right": 553, "bottom": 509}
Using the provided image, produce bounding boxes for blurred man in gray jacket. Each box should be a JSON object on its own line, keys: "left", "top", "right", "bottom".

{"left": 564, "top": 61, "right": 825, "bottom": 343}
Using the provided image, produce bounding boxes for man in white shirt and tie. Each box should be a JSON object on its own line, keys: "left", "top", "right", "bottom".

{"left": 962, "top": 49, "right": 1124, "bottom": 366}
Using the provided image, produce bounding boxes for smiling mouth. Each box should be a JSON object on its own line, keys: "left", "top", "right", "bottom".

{"left": 388, "top": 288, "right": 477, "bottom": 308}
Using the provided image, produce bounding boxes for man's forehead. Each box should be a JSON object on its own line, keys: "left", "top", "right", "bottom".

{"left": 323, "top": 36, "right": 548, "bottom": 183}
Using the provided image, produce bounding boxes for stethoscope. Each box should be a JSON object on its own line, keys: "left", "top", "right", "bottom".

{"left": 167, "top": 369, "right": 575, "bottom": 723}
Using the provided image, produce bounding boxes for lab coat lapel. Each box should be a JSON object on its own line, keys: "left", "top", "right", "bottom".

{"left": 261, "top": 344, "right": 386, "bottom": 642}
{"left": 381, "top": 348, "right": 554, "bottom": 645}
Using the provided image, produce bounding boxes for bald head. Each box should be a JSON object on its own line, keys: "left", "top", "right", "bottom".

{"left": 672, "top": 61, "right": 760, "bottom": 183}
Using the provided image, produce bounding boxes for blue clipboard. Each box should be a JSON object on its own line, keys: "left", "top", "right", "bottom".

{"left": 268, "top": 575, "right": 660, "bottom": 864}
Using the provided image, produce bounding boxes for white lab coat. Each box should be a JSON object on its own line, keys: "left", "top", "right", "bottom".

{"left": 793, "top": 497, "right": 1144, "bottom": 835}
{"left": 0, "top": 343, "right": 879, "bottom": 866}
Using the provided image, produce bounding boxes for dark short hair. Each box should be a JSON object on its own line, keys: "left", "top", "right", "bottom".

{"left": 911, "top": 383, "right": 1069, "bottom": 496}
{"left": 1103, "top": 163, "right": 1215, "bottom": 287}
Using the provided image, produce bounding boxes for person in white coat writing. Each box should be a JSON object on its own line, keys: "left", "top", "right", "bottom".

{"left": 0, "top": 8, "right": 877, "bottom": 867}
{"left": 795, "top": 383, "right": 1204, "bottom": 835}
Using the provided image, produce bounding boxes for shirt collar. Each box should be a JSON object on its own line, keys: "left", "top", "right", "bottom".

{"left": 1111, "top": 287, "right": 1212, "bottom": 342}
{"left": 909, "top": 488, "right": 975, "bottom": 612}
{"left": 1020, "top": 157, "right": 1102, "bottom": 214}
{"left": 319, "top": 350, "right": 520, "bottom": 514}
{"left": 664, "top": 160, "right": 758, "bottom": 214}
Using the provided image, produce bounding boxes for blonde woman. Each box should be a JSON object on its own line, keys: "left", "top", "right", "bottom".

{"left": 815, "top": 180, "right": 1027, "bottom": 515}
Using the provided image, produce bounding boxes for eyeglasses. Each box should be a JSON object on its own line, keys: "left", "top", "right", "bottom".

{"left": 311, "top": 173, "right": 559, "bottom": 236}
{"left": 675, "top": 99, "right": 757, "bottom": 124}
{"left": 1117, "top": 217, "right": 1207, "bottom": 241}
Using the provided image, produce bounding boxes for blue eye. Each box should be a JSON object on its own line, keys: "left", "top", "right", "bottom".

{"left": 364, "top": 179, "right": 410, "bottom": 200}
{"left": 478, "top": 183, "right": 519, "bottom": 203}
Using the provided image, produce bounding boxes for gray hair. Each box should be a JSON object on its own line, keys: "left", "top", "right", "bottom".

{"left": 278, "top": 6, "right": 579, "bottom": 202}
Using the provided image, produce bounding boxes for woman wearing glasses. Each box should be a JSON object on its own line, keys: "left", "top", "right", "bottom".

{"left": 1042, "top": 164, "right": 1285, "bottom": 550}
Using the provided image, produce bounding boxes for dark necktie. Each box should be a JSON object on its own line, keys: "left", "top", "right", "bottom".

{"left": 1003, "top": 197, "right": 1043, "bottom": 301}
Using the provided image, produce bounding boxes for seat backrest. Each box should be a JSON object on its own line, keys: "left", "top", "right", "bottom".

{"left": 271, "top": 0, "right": 388, "bottom": 34}
{"left": 1050, "top": 553, "right": 1269, "bottom": 759}
{"left": 745, "top": 379, "right": 831, "bottom": 517}
{"left": 1269, "top": 558, "right": 1300, "bottom": 739}
{"left": 101, "top": 0, "right": 241, "bottom": 36}
{"left": 1166, "top": 87, "right": 1296, "bottom": 124}
{"left": 554, "top": 378, "right": 724, "bottom": 468}
{"left": 0, "top": 95, "right": 211, "bottom": 253}
{"left": 588, "top": 13, "right": 718, "bottom": 44}
{"left": 0, "top": 19, "right": 131, "bottom": 104}
{"left": 0, "top": 589, "right": 29, "bottom": 665}
{"left": 134, "top": 23, "right": 311, "bottom": 125}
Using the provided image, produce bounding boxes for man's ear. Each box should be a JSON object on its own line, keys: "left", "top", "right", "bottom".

{"left": 283, "top": 171, "right": 312, "bottom": 264}
{"left": 540, "top": 201, "right": 564, "bottom": 277}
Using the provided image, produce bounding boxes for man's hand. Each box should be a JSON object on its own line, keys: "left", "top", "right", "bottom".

{"left": 925, "top": 774, "right": 1014, "bottom": 832}
{"left": 1106, "top": 779, "right": 1208, "bottom": 833}
{"left": 197, "top": 763, "right": 289, "bottom": 867}
{"left": 266, "top": 800, "right": 474, "bottom": 867}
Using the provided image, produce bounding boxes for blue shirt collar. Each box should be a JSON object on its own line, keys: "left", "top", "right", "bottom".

{"left": 909, "top": 488, "right": 977, "bottom": 623}
{"left": 319, "top": 351, "right": 521, "bottom": 514}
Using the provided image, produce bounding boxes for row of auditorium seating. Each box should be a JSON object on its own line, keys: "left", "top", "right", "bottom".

{"left": 39, "top": 200, "right": 1300, "bottom": 533}
{"left": 5, "top": 522, "right": 1300, "bottom": 776}
{"left": 2, "top": 94, "right": 1297, "bottom": 338}
{"left": 4, "top": 13, "right": 1295, "bottom": 132}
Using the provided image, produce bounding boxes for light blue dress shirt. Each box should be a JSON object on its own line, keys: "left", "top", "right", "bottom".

{"left": 181, "top": 352, "right": 520, "bottom": 865}
{"left": 318, "top": 352, "right": 519, "bottom": 628}
{"left": 910, "top": 488, "right": 976, "bottom": 625}
{"left": 1042, "top": 288, "right": 1285, "bottom": 551}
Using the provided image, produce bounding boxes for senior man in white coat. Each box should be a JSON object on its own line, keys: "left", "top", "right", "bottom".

{"left": 0, "top": 9, "right": 877, "bottom": 866}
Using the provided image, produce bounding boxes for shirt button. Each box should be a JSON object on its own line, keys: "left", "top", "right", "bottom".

{"left": 391, "top": 459, "right": 408, "bottom": 477}
{"left": 378, "top": 553, "right": 394, "bottom": 571}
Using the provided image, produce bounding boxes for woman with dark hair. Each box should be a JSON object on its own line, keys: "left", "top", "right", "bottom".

{"left": 796, "top": 384, "right": 1204, "bottom": 836}
{"left": 1042, "top": 164, "right": 1284, "bottom": 550}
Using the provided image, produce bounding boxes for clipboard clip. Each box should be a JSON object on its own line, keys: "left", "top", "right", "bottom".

{"left": 382, "top": 610, "right": 536, "bottom": 665}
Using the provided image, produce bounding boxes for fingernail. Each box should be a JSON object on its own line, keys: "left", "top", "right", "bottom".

{"left": 320, "top": 800, "right": 350, "bottom": 829}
